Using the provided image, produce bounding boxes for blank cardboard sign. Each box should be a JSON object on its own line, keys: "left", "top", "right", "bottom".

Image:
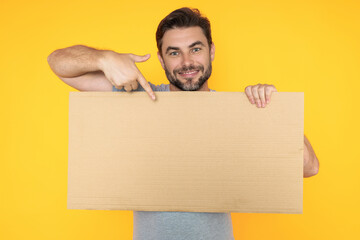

{"left": 68, "top": 91, "right": 303, "bottom": 213}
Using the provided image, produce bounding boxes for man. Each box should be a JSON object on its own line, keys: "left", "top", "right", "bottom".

{"left": 48, "top": 7, "right": 319, "bottom": 240}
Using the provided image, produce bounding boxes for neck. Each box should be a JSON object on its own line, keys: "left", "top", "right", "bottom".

{"left": 169, "top": 81, "right": 210, "bottom": 92}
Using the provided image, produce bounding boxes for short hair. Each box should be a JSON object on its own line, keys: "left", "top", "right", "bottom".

{"left": 156, "top": 7, "right": 212, "bottom": 57}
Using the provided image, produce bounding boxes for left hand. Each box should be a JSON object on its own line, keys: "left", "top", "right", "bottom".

{"left": 245, "top": 84, "right": 277, "bottom": 108}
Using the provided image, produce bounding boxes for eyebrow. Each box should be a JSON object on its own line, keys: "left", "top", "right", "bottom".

{"left": 189, "top": 41, "right": 205, "bottom": 48}
{"left": 165, "top": 41, "right": 206, "bottom": 54}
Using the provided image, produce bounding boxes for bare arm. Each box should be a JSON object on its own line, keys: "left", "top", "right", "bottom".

{"left": 47, "top": 45, "right": 156, "bottom": 99}
{"left": 47, "top": 45, "right": 105, "bottom": 78}
{"left": 303, "top": 135, "right": 319, "bottom": 177}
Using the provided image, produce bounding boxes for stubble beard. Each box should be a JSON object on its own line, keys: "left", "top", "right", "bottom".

{"left": 164, "top": 60, "right": 212, "bottom": 91}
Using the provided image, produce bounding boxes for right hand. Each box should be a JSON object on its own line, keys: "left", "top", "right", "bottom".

{"left": 99, "top": 51, "right": 156, "bottom": 100}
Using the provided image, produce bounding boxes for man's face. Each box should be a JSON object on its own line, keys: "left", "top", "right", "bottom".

{"left": 157, "top": 26, "right": 215, "bottom": 91}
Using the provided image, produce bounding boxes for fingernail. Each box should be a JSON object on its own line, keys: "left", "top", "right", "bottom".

{"left": 152, "top": 95, "right": 156, "bottom": 100}
{"left": 262, "top": 103, "right": 265, "bottom": 108}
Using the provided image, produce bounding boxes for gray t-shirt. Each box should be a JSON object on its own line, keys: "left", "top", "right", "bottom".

{"left": 113, "top": 83, "right": 234, "bottom": 240}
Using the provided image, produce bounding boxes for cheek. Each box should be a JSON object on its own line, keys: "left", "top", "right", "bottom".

{"left": 165, "top": 59, "right": 181, "bottom": 71}
{"left": 193, "top": 55, "right": 209, "bottom": 65}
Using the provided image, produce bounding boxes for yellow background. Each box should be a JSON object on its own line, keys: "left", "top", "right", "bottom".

{"left": 1, "top": 0, "right": 359, "bottom": 239}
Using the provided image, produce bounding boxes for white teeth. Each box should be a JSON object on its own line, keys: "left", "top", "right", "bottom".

{"left": 180, "top": 71, "right": 197, "bottom": 74}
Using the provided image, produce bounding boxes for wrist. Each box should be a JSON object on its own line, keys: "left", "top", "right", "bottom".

{"left": 97, "top": 50, "right": 113, "bottom": 72}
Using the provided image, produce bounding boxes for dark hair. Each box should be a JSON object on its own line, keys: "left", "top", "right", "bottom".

{"left": 156, "top": 7, "right": 212, "bottom": 57}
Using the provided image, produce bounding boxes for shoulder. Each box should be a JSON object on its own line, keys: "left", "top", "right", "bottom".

{"left": 112, "top": 82, "right": 169, "bottom": 92}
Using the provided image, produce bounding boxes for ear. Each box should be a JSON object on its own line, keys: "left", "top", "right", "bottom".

{"left": 157, "top": 51, "right": 165, "bottom": 70}
{"left": 210, "top": 43, "right": 215, "bottom": 62}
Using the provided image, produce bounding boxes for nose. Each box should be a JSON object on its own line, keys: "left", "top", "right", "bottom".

{"left": 181, "top": 53, "right": 194, "bottom": 66}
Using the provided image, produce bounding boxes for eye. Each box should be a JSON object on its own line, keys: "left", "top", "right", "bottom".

{"left": 192, "top": 47, "right": 201, "bottom": 53}
{"left": 169, "top": 51, "right": 179, "bottom": 56}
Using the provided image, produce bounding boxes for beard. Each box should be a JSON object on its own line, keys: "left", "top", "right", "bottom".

{"left": 164, "top": 60, "right": 212, "bottom": 91}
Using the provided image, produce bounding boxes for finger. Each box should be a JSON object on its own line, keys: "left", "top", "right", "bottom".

{"left": 123, "top": 83, "right": 133, "bottom": 92}
{"left": 137, "top": 71, "right": 156, "bottom": 101}
{"left": 114, "top": 85, "right": 123, "bottom": 90}
{"left": 112, "top": 80, "right": 123, "bottom": 90}
{"left": 258, "top": 84, "right": 267, "bottom": 108}
{"left": 251, "top": 85, "right": 261, "bottom": 108}
{"left": 130, "top": 81, "right": 139, "bottom": 91}
{"left": 244, "top": 86, "right": 255, "bottom": 104}
{"left": 131, "top": 53, "right": 151, "bottom": 63}
{"left": 265, "top": 85, "right": 277, "bottom": 104}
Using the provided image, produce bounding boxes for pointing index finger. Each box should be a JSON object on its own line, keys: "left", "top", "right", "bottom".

{"left": 137, "top": 71, "right": 156, "bottom": 101}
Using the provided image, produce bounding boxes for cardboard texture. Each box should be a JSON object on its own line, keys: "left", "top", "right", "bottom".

{"left": 68, "top": 91, "right": 304, "bottom": 213}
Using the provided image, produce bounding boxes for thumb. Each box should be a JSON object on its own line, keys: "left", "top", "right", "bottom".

{"left": 132, "top": 53, "right": 151, "bottom": 63}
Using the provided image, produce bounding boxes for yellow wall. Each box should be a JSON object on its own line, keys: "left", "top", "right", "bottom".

{"left": 1, "top": 0, "right": 359, "bottom": 239}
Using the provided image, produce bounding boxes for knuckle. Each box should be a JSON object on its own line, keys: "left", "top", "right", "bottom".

{"left": 114, "top": 83, "right": 123, "bottom": 89}
{"left": 123, "top": 85, "right": 132, "bottom": 92}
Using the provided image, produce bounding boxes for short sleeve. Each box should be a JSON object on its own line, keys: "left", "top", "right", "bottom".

{"left": 112, "top": 82, "right": 169, "bottom": 92}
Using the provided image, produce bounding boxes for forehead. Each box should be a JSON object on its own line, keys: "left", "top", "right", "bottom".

{"left": 162, "top": 26, "right": 208, "bottom": 50}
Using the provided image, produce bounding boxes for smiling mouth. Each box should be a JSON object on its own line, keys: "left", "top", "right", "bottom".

{"left": 178, "top": 70, "right": 200, "bottom": 77}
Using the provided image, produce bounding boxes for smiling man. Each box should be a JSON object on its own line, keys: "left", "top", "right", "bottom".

{"left": 158, "top": 27, "right": 214, "bottom": 91}
{"left": 47, "top": 7, "right": 319, "bottom": 240}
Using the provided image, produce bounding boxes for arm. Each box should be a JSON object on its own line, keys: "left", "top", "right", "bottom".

{"left": 47, "top": 45, "right": 112, "bottom": 91}
{"left": 303, "top": 135, "right": 319, "bottom": 177}
{"left": 47, "top": 45, "right": 156, "bottom": 99}
{"left": 244, "top": 84, "right": 319, "bottom": 178}
{"left": 47, "top": 45, "right": 105, "bottom": 78}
